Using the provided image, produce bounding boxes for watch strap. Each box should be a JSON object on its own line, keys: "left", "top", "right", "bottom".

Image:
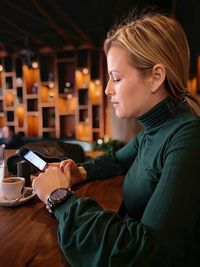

{"left": 46, "top": 188, "right": 73, "bottom": 214}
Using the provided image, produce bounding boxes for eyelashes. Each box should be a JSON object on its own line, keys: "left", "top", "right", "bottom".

{"left": 113, "top": 78, "right": 121, "bottom": 83}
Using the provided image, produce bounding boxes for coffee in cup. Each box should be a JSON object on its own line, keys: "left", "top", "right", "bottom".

{"left": 0, "top": 177, "right": 25, "bottom": 200}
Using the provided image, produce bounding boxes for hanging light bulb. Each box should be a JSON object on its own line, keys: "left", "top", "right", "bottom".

{"left": 0, "top": 65, "right": 4, "bottom": 72}
{"left": 48, "top": 82, "right": 54, "bottom": 88}
{"left": 32, "top": 61, "right": 39, "bottom": 69}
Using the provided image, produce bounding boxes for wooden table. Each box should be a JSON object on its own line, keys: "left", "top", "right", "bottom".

{"left": 0, "top": 174, "right": 124, "bottom": 267}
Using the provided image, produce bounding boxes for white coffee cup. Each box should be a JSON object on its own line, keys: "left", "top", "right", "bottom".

{"left": 0, "top": 177, "right": 25, "bottom": 200}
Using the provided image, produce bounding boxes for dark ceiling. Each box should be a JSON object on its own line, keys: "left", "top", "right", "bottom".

{"left": 0, "top": 0, "right": 199, "bottom": 73}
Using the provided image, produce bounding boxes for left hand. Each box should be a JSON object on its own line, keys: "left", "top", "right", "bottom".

{"left": 32, "top": 165, "right": 71, "bottom": 204}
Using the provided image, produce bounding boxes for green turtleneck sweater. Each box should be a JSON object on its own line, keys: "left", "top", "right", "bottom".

{"left": 54, "top": 98, "right": 200, "bottom": 267}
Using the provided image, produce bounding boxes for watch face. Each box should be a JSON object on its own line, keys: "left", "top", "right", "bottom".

{"left": 51, "top": 188, "right": 67, "bottom": 202}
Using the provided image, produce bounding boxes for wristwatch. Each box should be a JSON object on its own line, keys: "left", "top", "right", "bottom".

{"left": 46, "top": 188, "right": 73, "bottom": 214}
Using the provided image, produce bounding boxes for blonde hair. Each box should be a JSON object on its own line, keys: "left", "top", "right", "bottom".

{"left": 104, "top": 11, "right": 200, "bottom": 116}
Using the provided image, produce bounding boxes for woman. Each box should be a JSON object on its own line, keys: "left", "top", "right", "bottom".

{"left": 33, "top": 10, "right": 200, "bottom": 266}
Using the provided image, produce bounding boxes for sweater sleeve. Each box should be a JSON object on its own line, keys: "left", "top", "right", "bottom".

{"left": 54, "top": 195, "right": 169, "bottom": 267}
{"left": 82, "top": 133, "right": 141, "bottom": 181}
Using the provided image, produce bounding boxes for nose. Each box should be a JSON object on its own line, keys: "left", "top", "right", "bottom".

{"left": 105, "top": 79, "right": 114, "bottom": 96}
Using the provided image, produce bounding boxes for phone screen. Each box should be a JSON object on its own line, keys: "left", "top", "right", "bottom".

{"left": 23, "top": 150, "right": 47, "bottom": 171}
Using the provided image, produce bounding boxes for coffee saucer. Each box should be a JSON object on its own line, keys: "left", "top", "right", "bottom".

{"left": 0, "top": 187, "right": 36, "bottom": 207}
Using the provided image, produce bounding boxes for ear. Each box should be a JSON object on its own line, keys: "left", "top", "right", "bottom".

{"left": 150, "top": 64, "right": 166, "bottom": 93}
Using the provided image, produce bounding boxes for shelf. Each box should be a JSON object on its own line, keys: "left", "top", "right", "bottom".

{"left": 5, "top": 76, "right": 14, "bottom": 89}
{"left": 26, "top": 94, "right": 38, "bottom": 99}
{"left": 79, "top": 109, "right": 89, "bottom": 122}
{"left": 0, "top": 49, "right": 104, "bottom": 141}
{"left": 59, "top": 115, "right": 75, "bottom": 138}
{"left": 16, "top": 87, "right": 23, "bottom": 103}
{"left": 6, "top": 121, "right": 15, "bottom": 126}
{"left": 89, "top": 80, "right": 102, "bottom": 104}
{"left": 23, "top": 65, "right": 40, "bottom": 94}
{"left": 27, "top": 115, "right": 39, "bottom": 137}
{"left": 92, "top": 105, "right": 100, "bottom": 128}
{"left": 40, "top": 54, "right": 55, "bottom": 82}
{"left": 6, "top": 110, "right": 14, "bottom": 121}
{"left": 42, "top": 131, "right": 56, "bottom": 138}
{"left": 42, "top": 127, "right": 55, "bottom": 131}
{"left": 76, "top": 122, "right": 91, "bottom": 142}
{"left": 42, "top": 107, "right": 55, "bottom": 128}
{"left": 16, "top": 105, "right": 25, "bottom": 127}
{"left": 40, "top": 102, "right": 56, "bottom": 107}
{"left": 40, "top": 85, "right": 56, "bottom": 103}
{"left": 57, "top": 96, "right": 76, "bottom": 114}
{"left": 27, "top": 111, "right": 39, "bottom": 116}
{"left": 58, "top": 60, "right": 75, "bottom": 94}
{"left": 27, "top": 99, "right": 38, "bottom": 112}
{"left": 78, "top": 89, "right": 88, "bottom": 105}
{"left": 92, "top": 128, "right": 101, "bottom": 132}
{"left": 5, "top": 91, "right": 15, "bottom": 107}
{"left": 4, "top": 107, "right": 15, "bottom": 112}
{"left": 75, "top": 69, "right": 90, "bottom": 89}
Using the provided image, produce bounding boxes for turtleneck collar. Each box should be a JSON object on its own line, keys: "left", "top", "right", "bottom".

{"left": 137, "top": 97, "right": 188, "bottom": 131}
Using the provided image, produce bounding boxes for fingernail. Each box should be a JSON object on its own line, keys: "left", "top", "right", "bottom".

{"left": 69, "top": 161, "right": 74, "bottom": 168}
{"left": 60, "top": 166, "right": 64, "bottom": 172}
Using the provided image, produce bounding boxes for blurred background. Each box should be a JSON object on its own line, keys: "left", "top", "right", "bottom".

{"left": 0, "top": 0, "right": 199, "bottom": 147}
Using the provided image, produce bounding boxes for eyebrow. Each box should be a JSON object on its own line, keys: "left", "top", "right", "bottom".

{"left": 109, "top": 70, "right": 120, "bottom": 75}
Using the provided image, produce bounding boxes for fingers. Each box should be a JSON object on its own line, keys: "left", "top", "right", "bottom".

{"left": 60, "top": 159, "right": 75, "bottom": 172}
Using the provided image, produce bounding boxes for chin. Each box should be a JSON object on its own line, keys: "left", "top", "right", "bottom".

{"left": 116, "top": 111, "right": 127, "bottom": 119}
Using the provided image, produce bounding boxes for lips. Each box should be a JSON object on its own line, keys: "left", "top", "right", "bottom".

{"left": 111, "top": 102, "right": 119, "bottom": 108}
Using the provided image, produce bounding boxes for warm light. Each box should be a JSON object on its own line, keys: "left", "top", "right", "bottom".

{"left": 82, "top": 68, "right": 89, "bottom": 74}
{"left": 16, "top": 106, "right": 25, "bottom": 127}
{"left": 89, "top": 80, "right": 101, "bottom": 104}
{"left": 76, "top": 123, "right": 91, "bottom": 141}
{"left": 5, "top": 92, "right": 15, "bottom": 107}
{"left": 67, "top": 94, "right": 73, "bottom": 99}
{"left": 48, "top": 90, "right": 54, "bottom": 98}
{"left": 48, "top": 82, "right": 54, "bottom": 88}
{"left": 28, "top": 115, "right": 39, "bottom": 136}
{"left": 16, "top": 77, "right": 23, "bottom": 87}
{"left": 57, "top": 97, "right": 76, "bottom": 113}
{"left": 95, "top": 80, "right": 101, "bottom": 86}
{"left": 64, "top": 82, "right": 72, "bottom": 94}
{"left": 32, "top": 61, "right": 39, "bottom": 69}
{"left": 187, "top": 77, "right": 197, "bottom": 95}
{"left": 0, "top": 65, "right": 3, "bottom": 72}
{"left": 75, "top": 70, "right": 83, "bottom": 88}
{"left": 97, "top": 138, "right": 103, "bottom": 145}
{"left": 65, "top": 82, "right": 71, "bottom": 87}
{"left": 85, "top": 117, "right": 89, "bottom": 123}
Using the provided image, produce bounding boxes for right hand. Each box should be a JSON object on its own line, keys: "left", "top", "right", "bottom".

{"left": 59, "top": 159, "right": 87, "bottom": 186}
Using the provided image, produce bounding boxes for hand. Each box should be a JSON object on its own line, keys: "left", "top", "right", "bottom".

{"left": 32, "top": 165, "right": 71, "bottom": 204}
{"left": 59, "top": 159, "right": 87, "bottom": 186}
{"left": 47, "top": 162, "right": 60, "bottom": 168}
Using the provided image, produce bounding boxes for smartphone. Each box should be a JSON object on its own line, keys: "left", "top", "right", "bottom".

{"left": 18, "top": 148, "right": 47, "bottom": 172}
